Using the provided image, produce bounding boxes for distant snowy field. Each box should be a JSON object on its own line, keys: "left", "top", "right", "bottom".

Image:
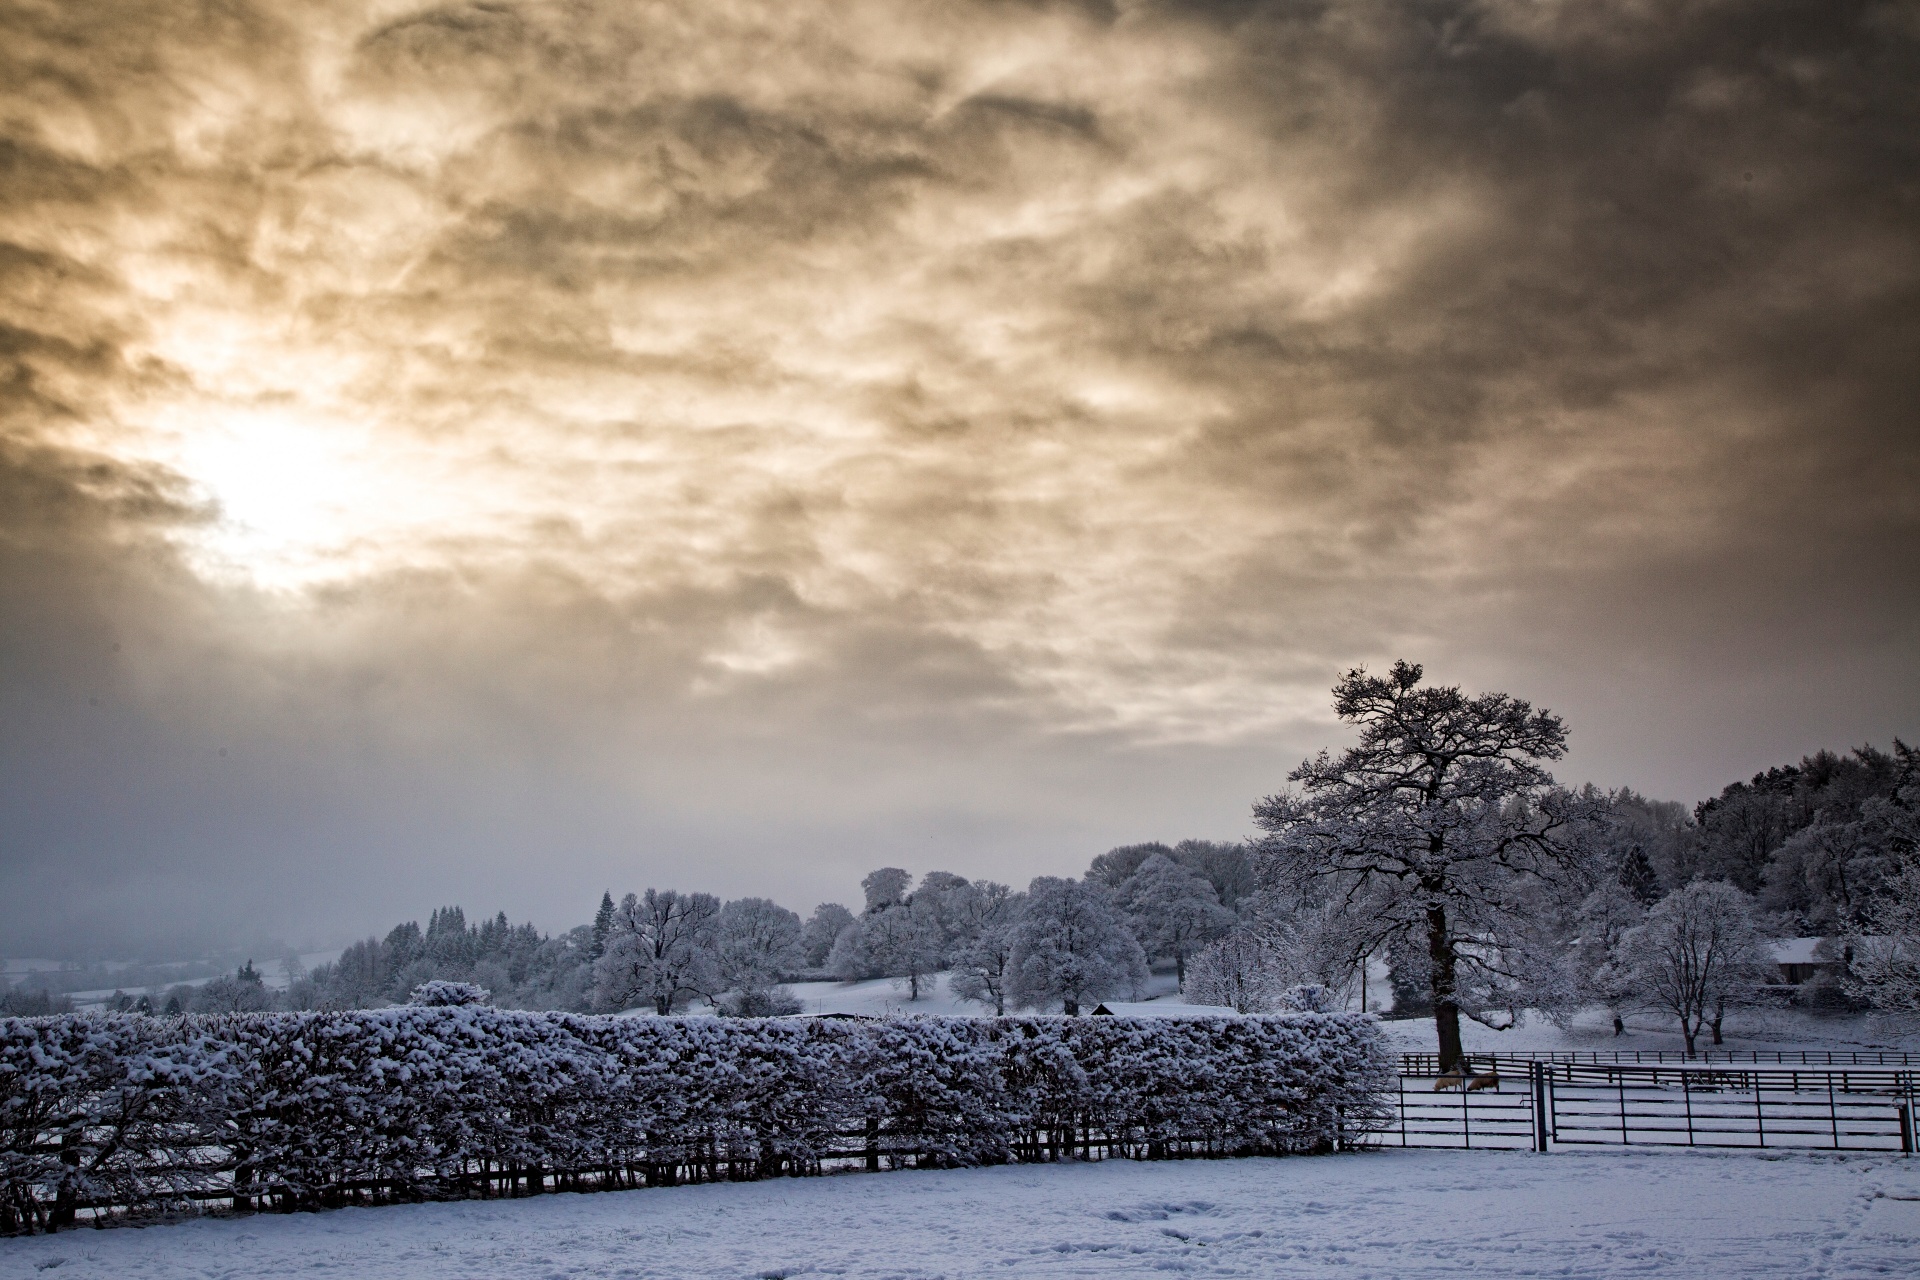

{"left": 776, "top": 972, "right": 1920, "bottom": 1056}
{"left": 4, "top": 1149, "right": 1915, "bottom": 1279}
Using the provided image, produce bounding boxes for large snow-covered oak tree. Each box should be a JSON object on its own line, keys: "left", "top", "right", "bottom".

{"left": 592, "top": 888, "right": 721, "bottom": 1015}
{"left": 1007, "top": 877, "right": 1147, "bottom": 1015}
{"left": 1121, "top": 854, "right": 1235, "bottom": 982}
{"left": 1253, "top": 661, "right": 1580, "bottom": 1070}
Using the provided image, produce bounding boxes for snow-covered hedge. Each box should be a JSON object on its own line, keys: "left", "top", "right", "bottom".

{"left": 0, "top": 1009, "right": 1390, "bottom": 1232}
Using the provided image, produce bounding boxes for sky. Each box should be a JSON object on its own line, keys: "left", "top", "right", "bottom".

{"left": 2, "top": 0, "right": 1915, "bottom": 959}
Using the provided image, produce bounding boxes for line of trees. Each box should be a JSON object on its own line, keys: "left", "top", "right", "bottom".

{"left": 105, "top": 662, "right": 1914, "bottom": 1060}
{"left": 154, "top": 847, "right": 1253, "bottom": 1019}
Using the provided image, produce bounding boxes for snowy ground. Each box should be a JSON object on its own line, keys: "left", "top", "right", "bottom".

{"left": 773, "top": 972, "right": 1918, "bottom": 1059}
{"left": 780, "top": 970, "right": 1187, "bottom": 1018}
{"left": 3, "top": 1149, "right": 1914, "bottom": 1278}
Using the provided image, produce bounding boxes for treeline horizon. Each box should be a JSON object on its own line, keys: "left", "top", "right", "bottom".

{"left": 11, "top": 734, "right": 1909, "bottom": 1021}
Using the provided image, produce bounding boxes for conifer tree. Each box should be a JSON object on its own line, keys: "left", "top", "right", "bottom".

{"left": 591, "top": 890, "right": 615, "bottom": 960}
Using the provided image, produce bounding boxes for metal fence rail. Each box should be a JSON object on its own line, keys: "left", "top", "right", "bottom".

{"left": 1402, "top": 1054, "right": 1912, "bottom": 1093}
{"left": 1385, "top": 1072, "right": 1539, "bottom": 1150}
{"left": 1546, "top": 1077, "right": 1910, "bottom": 1151}
{"left": 1398, "top": 1048, "right": 1915, "bottom": 1073}
{"left": 1373, "top": 1061, "right": 1918, "bottom": 1155}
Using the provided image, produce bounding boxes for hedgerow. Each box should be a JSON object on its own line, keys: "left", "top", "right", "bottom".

{"left": 0, "top": 1009, "right": 1390, "bottom": 1232}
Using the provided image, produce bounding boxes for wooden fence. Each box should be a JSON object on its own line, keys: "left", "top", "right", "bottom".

{"left": 40, "top": 1118, "right": 1371, "bottom": 1224}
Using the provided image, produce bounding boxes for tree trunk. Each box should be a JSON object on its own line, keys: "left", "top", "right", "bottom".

{"left": 233, "top": 1146, "right": 252, "bottom": 1212}
{"left": 1063, "top": 996, "right": 1079, "bottom": 1016}
{"left": 1613, "top": 1013, "right": 1624, "bottom": 1036}
{"left": 1175, "top": 951, "right": 1186, "bottom": 984}
{"left": 50, "top": 1131, "right": 79, "bottom": 1229}
{"left": 654, "top": 993, "right": 672, "bottom": 1016}
{"left": 1709, "top": 1013, "right": 1724, "bottom": 1045}
{"left": 1426, "top": 901, "right": 1464, "bottom": 1072}
{"left": 1680, "top": 1016, "right": 1696, "bottom": 1057}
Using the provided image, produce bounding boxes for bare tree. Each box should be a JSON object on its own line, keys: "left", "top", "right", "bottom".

{"left": 1253, "top": 661, "right": 1580, "bottom": 1070}
{"left": 592, "top": 888, "right": 721, "bottom": 1015}
{"left": 1183, "top": 927, "right": 1284, "bottom": 1013}
{"left": 1185, "top": 892, "right": 1369, "bottom": 1012}
{"left": 1572, "top": 882, "right": 1645, "bottom": 1035}
{"left": 715, "top": 897, "right": 806, "bottom": 1009}
{"left": 912, "top": 871, "right": 977, "bottom": 961}
{"left": 1850, "top": 860, "right": 1920, "bottom": 1020}
{"left": 950, "top": 883, "right": 1022, "bottom": 1014}
{"left": 828, "top": 901, "right": 943, "bottom": 998}
{"left": 1251, "top": 893, "right": 1374, "bottom": 1004}
{"left": 1615, "top": 880, "right": 1775, "bottom": 1055}
{"left": 801, "top": 902, "right": 856, "bottom": 969}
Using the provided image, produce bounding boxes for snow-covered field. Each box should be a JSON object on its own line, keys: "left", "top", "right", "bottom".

{"left": 4, "top": 1149, "right": 1914, "bottom": 1279}
{"left": 773, "top": 967, "right": 1919, "bottom": 1056}
{"left": 779, "top": 970, "right": 1187, "bottom": 1018}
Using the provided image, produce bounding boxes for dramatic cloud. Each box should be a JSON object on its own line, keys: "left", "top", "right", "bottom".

{"left": 2, "top": 0, "right": 1915, "bottom": 954}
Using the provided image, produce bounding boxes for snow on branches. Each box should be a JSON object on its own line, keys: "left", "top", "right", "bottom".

{"left": 1254, "top": 661, "right": 1585, "bottom": 1070}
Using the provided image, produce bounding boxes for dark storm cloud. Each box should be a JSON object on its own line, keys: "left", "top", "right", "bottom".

{"left": 0, "top": 0, "right": 1914, "bottom": 955}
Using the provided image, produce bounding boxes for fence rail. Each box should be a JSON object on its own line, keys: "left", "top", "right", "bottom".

{"left": 1372, "top": 1060, "right": 1918, "bottom": 1155}
{"left": 1398, "top": 1048, "right": 1915, "bottom": 1072}
{"left": 1386, "top": 1075, "right": 1540, "bottom": 1150}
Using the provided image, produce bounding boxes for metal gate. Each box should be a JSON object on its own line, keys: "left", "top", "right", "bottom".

{"left": 1377, "top": 1058, "right": 1918, "bottom": 1154}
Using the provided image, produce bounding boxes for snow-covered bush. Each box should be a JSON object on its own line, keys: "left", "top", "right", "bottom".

{"left": 0, "top": 1008, "right": 1391, "bottom": 1232}
{"left": 718, "top": 986, "right": 804, "bottom": 1017}
{"left": 409, "top": 980, "right": 491, "bottom": 1006}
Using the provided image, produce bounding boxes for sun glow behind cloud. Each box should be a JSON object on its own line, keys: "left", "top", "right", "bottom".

{"left": 145, "top": 403, "right": 427, "bottom": 588}
{"left": 30, "top": 0, "right": 1472, "bottom": 738}
{"left": 4, "top": 0, "right": 1916, "bottom": 954}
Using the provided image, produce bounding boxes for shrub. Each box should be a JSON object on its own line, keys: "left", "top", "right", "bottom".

{"left": 0, "top": 1008, "right": 1390, "bottom": 1232}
